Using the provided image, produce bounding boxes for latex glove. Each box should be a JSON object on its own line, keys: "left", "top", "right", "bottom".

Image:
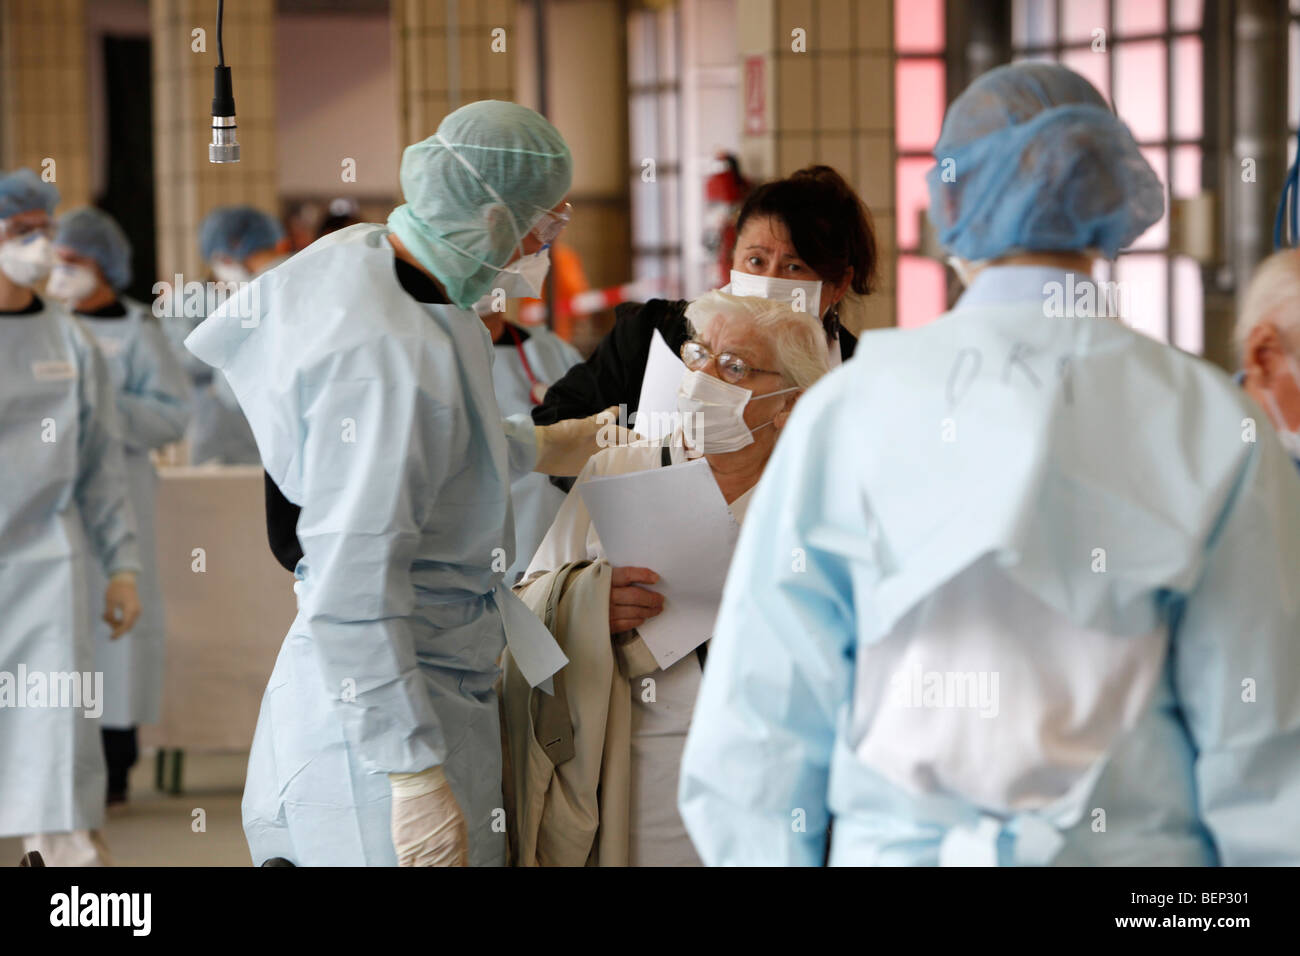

{"left": 609, "top": 566, "right": 664, "bottom": 634}
{"left": 103, "top": 572, "right": 140, "bottom": 640}
{"left": 389, "top": 765, "right": 468, "bottom": 867}
{"left": 534, "top": 405, "right": 631, "bottom": 476}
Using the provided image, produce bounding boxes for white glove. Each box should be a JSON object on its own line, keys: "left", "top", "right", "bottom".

{"left": 388, "top": 765, "right": 468, "bottom": 867}
{"left": 534, "top": 405, "right": 631, "bottom": 476}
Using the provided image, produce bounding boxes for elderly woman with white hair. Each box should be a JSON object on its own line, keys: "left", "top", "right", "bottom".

{"left": 1237, "top": 248, "right": 1300, "bottom": 469}
{"left": 519, "top": 290, "right": 830, "bottom": 866}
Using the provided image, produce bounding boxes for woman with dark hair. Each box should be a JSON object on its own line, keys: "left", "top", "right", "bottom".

{"left": 532, "top": 165, "right": 878, "bottom": 426}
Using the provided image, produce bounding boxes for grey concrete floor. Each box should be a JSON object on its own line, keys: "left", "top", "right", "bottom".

{"left": 1, "top": 751, "right": 253, "bottom": 867}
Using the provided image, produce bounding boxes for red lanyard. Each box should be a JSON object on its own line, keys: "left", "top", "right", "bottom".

{"left": 507, "top": 324, "right": 546, "bottom": 404}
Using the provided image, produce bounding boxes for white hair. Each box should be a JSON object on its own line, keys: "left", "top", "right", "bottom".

{"left": 1237, "top": 248, "right": 1300, "bottom": 358}
{"left": 683, "top": 290, "right": 830, "bottom": 389}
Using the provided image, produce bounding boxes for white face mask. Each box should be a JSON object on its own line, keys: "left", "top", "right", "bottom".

{"left": 493, "top": 247, "right": 551, "bottom": 299}
{"left": 675, "top": 368, "right": 800, "bottom": 454}
{"left": 211, "top": 258, "right": 251, "bottom": 283}
{"left": 0, "top": 233, "right": 54, "bottom": 286}
{"left": 728, "top": 269, "right": 823, "bottom": 317}
{"left": 1263, "top": 354, "right": 1300, "bottom": 460}
{"left": 46, "top": 262, "right": 100, "bottom": 306}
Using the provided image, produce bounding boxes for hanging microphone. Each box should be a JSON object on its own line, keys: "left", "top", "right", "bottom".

{"left": 209, "top": 0, "right": 239, "bottom": 163}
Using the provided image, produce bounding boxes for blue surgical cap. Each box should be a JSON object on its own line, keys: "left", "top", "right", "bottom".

{"left": 387, "top": 100, "right": 573, "bottom": 309}
{"left": 199, "top": 205, "right": 284, "bottom": 263}
{"left": 927, "top": 63, "right": 1164, "bottom": 261}
{"left": 0, "top": 168, "right": 60, "bottom": 220}
{"left": 54, "top": 208, "right": 132, "bottom": 290}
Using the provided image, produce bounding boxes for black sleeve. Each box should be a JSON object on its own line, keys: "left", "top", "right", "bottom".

{"left": 838, "top": 327, "right": 858, "bottom": 361}
{"left": 531, "top": 298, "right": 690, "bottom": 426}
{"left": 264, "top": 471, "right": 304, "bottom": 572}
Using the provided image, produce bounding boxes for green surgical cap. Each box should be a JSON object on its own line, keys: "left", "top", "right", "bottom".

{"left": 387, "top": 100, "right": 572, "bottom": 309}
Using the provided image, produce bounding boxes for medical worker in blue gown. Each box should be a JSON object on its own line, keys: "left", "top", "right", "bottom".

{"left": 187, "top": 101, "right": 618, "bottom": 867}
{"left": 679, "top": 64, "right": 1300, "bottom": 866}
{"left": 0, "top": 170, "right": 141, "bottom": 866}
{"left": 49, "top": 208, "right": 190, "bottom": 805}
{"left": 164, "top": 206, "right": 284, "bottom": 465}
{"left": 478, "top": 306, "right": 582, "bottom": 583}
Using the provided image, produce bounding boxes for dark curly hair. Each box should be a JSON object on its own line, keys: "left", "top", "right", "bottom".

{"left": 734, "top": 165, "right": 879, "bottom": 298}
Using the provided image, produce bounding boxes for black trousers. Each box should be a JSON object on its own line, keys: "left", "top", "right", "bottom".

{"left": 101, "top": 726, "right": 138, "bottom": 796}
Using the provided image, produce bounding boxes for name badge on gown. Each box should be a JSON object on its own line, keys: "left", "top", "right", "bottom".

{"left": 32, "top": 360, "right": 76, "bottom": 381}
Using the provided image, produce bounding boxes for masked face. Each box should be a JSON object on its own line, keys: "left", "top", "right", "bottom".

{"left": 46, "top": 262, "right": 100, "bottom": 306}
{"left": 211, "top": 258, "right": 251, "bottom": 283}
{"left": 675, "top": 368, "right": 800, "bottom": 454}
{"left": 0, "top": 232, "right": 54, "bottom": 287}
{"left": 728, "top": 269, "right": 823, "bottom": 317}
{"left": 493, "top": 246, "right": 551, "bottom": 299}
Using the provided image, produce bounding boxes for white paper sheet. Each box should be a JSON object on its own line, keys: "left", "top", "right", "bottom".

{"left": 632, "top": 329, "right": 687, "bottom": 441}
{"left": 577, "top": 458, "right": 739, "bottom": 668}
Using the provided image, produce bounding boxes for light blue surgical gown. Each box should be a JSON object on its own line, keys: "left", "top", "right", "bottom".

{"left": 490, "top": 325, "right": 581, "bottom": 582}
{"left": 162, "top": 300, "right": 259, "bottom": 465}
{"left": 185, "top": 224, "right": 553, "bottom": 866}
{"left": 0, "top": 299, "right": 140, "bottom": 836}
{"left": 679, "top": 266, "right": 1300, "bottom": 866}
{"left": 79, "top": 299, "right": 189, "bottom": 727}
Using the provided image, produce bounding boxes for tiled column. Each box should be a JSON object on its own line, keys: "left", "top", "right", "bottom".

{"left": 0, "top": 0, "right": 92, "bottom": 209}
{"left": 151, "top": 0, "right": 277, "bottom": 283}
{"left": 737, "top": 0, "right": 896, "bottom": 330}
{"left": 392, "top": 0, "right": 516, "bottom": 147}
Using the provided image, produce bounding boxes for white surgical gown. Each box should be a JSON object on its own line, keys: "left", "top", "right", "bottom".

{"left": 491, "top": 325, "right": 581, "bottom": 583}
{"left": 186, "top": 223, "right": 554, "bottom": 866}
{"left": 526, "top": 436, "right": 752, "bottom": 866}
{"left": 79, "top": 300, "right": 189, "bottom": 727}
{"left": 679, "top": 266, "right": 1300, "bottom": 866}
{"left": 0, "top": 300, "right": 140, "bottom": 836}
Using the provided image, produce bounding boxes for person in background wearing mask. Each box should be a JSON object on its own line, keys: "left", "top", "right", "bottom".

{"left": 163, "top": 205, "right": 286, "bottom": 464}
{"left": 476, "top": 299, "right": 583, "bottom": 584}
{"left": 533, "top": 165, "right": 878, "bottom": 427}
{"left": 520, "top": 291, "right": 829, "bottom": 865}
{"left": 186, "top": 101, "right": 623, "bottom": 867}
{"left": 0, "top": 170, "right": 142, "bottom": 865}
{"left": 1237, "top": 248, "right": 1300, "bottom": 470}
{"left": 49, "top": 207, "right": 190, "bottom": 807}
{"left": 680, "top": 64, "right": 1300, "bottom": 866}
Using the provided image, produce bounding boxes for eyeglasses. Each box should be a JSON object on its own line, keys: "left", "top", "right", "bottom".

{"left": 680, "top": 340, "right": 781, "bottom": 385}
{"left": 530, "top": 202, "right": 572, "bottom": 245}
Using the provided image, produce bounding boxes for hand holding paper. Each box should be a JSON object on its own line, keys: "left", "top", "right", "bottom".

{"left": 577, "top": 459, "right": 740, "bottom": 668}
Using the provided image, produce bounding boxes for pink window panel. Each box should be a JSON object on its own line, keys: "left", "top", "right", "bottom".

{"left": 1114, "top": 41, "right": 1168, "bottom": 142}
{"left": 896, "top": 156, "right": 936, "bottom": 251}
{"left": 1114, "top": 254, "right": 1169, "bottom": 343}
{"left": 1171, "top": 145, "right": 1202, "bottom": 199}
{"left": 1062, "top": 0, "right": 1107, "bottom": 42}
{"left": 894, "top": 0, "right": 944, "bottom": 54}
{"left": 1115, "top": 0, "right": 1166, "bottom": 35}
{"left": 1172, "top": 37, "right": 1202, "bottom": 140}
{"left": 897, "top": 255, "right": 949, "bottom": 330}
{"left": 1173, "top": 0, "right": 1204, "bottom": 31}
{"left": 895, "top": 59, "right": 946, "bottom": 152}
